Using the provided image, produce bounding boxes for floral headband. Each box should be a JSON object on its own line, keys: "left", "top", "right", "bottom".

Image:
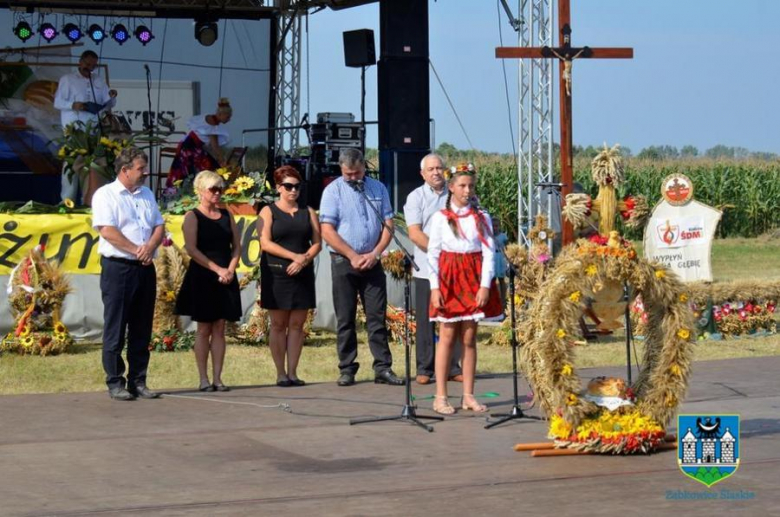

{"left": 444, "top": 162, "right": 476, "bottom": 181}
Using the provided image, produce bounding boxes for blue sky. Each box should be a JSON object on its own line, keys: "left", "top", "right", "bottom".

{"left": 306, "top": 0, "right": 780, "bottom": 154}
{"left": 2, "top": 1, "right": 779, "bottom": 155}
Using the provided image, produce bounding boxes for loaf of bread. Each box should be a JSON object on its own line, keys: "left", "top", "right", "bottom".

{"left": 586, "top": 376, "right": 627, "bottom": 398}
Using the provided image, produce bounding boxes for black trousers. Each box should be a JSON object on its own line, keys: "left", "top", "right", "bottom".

{"left": 100, "top": 257, "right": 156, "bottom": 390}
{"left": 413, "top": 277, "right": 462, "bottom": 377}
{"left": 331, "top": 253, "right": 393, "bottom": 375}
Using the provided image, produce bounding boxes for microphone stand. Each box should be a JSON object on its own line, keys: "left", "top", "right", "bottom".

{"left": 485, "top": 248, "right": 541, "bottom": 429}
{"left": 348, "top": 180, "right": 443, "bottom": 432}
{"left": 144, "top": 64, "right": 154, "bottom": 187}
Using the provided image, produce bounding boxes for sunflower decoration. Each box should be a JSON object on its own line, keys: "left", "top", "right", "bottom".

{"left": 2, "top": 245, "right": 74, "bottom": 356}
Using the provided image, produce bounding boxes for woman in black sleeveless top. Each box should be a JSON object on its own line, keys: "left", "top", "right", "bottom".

{"left": 259, "top": 165, "right": 322, "bottom": 387}
{"left": 175, "top": 170, "right": 242, "bottom": 392}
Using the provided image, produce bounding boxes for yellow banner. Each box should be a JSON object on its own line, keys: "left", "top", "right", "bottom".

{"left": 0, "top": 214, "right": 261, "bottom": 275}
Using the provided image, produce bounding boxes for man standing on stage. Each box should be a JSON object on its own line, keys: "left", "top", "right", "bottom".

{"left": 54, "top": 50, "right": 118, "bottom": 202}
{"left": 91, "top": 147, "right": 164, "bottom": 401}
{"left": 319, "top": 148, "right": 404, "bottom": 387}
{"left": 404, "top": 153, "right": 463, "bottom": 385}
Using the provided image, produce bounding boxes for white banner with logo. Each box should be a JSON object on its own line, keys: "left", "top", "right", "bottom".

{"left": 643, "top": 200, "right": 722, "bottom": 282}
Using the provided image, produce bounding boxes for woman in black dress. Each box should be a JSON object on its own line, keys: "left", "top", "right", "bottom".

{"left": 259, "top": 165, "right": 321, "bottom": 387}
{"left": 176, "top": 170, "right": 242, "bottom": 392}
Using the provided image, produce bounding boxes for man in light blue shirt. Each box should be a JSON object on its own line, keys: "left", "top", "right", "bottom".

{"left": 319, "top": 148, "right": 404, "bottom": 387}
{"left": 404, "top": 153, "right": 462, "bottom": 385}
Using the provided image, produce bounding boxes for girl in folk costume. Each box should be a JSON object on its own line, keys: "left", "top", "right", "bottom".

{"left": 428, "top": 163, "right": 503, "bottom": 415}
{"left": 167, "top": 98, "right": 233, "bottom": 187}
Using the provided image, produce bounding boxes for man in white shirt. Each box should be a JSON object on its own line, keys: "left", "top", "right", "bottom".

{"left": 403, "top": 153, "right": 462, "bottom": 385}
{"left": 54, "top": 50, "right": 117, "bottom": 202}
{"left": 92, "top": 147, "right": 164, "bottom": 401}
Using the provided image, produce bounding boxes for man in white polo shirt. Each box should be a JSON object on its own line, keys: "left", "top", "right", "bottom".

{"left": 404, "top": 153, "right": 462, "bottom": 385}
{"left": 91, "top": 147, "right": 165, "bottom": 401}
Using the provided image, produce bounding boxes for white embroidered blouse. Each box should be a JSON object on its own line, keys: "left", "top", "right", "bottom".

{"left": 426, "top": 203, "right": 496, "bottom": 290}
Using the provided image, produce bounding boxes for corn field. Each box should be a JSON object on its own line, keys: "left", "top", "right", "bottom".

{"left": 439, "top": 153, "right": 780, "bottom": 241}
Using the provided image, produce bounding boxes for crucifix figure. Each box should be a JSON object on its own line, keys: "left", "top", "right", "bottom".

{"left": 496, "top": 0, "right": 633, "bottom": 245}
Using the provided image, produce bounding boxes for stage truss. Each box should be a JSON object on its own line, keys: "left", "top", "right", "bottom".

{"left": 507, "top": 0, "right": 554, "bottom": 247}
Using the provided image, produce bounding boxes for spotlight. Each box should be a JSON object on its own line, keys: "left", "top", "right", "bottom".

{"left": 111, "top": 23, "right": 130, "bottom": 45}
{"left": 194, "top": 20, "right": 218, "bottom": 46}
{"left": 13, "top": 21, "right": 34, "bottom": 42}
{"left": 134, "top": 25, "right": 154, "bottom": 46}
{"left": 39, "top": 22, "right": 58, "bottom": 43}
{"left": 88, "top": 24, "right": 105, "bottom": 43}
{"left": 62, "top": 23, "right": 83, "bottom": 43}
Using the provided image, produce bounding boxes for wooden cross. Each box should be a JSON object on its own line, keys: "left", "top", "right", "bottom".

{"left": 496, "top": 0, "right": 633, "bottom": 245}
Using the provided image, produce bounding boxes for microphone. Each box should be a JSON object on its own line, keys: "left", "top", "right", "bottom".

{"left": 144, "top": 64, "right": 150, "bottom": 73}
{"left": 347, "top": 179, "right": 364, "bottom": 193}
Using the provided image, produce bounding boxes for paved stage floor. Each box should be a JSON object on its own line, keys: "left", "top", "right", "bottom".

{"left": 1, "top": 356, "right": 779, "bottom": 516}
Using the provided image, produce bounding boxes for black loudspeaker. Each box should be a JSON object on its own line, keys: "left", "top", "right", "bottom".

{"left": 379, "top": 0, "right": 428, "bottom": 58}
{"left": 378, "top": 57, "right": 430, "bottom": 149}
{"left": 343, "top": 29, "right": 376, "bottom": 68}
{"left": 380, "top": 148, "right": 428, "bottom": 213}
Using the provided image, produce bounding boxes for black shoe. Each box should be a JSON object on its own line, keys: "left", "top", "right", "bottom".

{"left": 199, "top": 380, "right": 216, "bottom": 392}
{"left": 337, "top": 373, "right": 356, "bottom": 386}
{"left": 213, "top": 384, "right": 231, "bottom": 392}
{"left": 277, "top": 379, "right": 293, "bottom": 387}
{"left": 109, "top": 387, "right": 136, "bottom": 401}
{"left": 289, "top": 378, "right": 306, "bottom": 387}
{"left": 374, "top": 370, "right": 405, "bottom": 386}
{"left": 128, "top": 385, "right": 160, "bottom": 399}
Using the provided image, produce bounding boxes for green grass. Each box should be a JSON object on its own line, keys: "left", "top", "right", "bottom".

{"left": 1, "top": 330, "right": 778, "bottom": 395}
{"left": 2, "top": 237, "right": 779, "bottom": 395}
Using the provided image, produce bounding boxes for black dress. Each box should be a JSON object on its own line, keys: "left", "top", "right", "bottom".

{"left": 175, "top": 208, "right": 242, "bottom": 322}
{"left": 260, "top": 204, "right": 316, "bottom": 310}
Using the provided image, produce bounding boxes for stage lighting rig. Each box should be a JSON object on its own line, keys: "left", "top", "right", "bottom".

{"left": 63, "top": 23, "right": 83, "bottom": 44}
{"left": 195, "top": 20, "right": 218, "bottom": 47}
{"left": 134, "top": 25, "right": 154, "bottom": 46}
{"left": 111, "top": 23, "right": 130, "bottom": 45}
{"left": 13, "top": 20, "right": 34, "bottom": 42}
{"left": 39, "top": 22, "right": 58, "bottom": 43}
{"left": 88, "top": 24, "right": 106, "bottom": 43}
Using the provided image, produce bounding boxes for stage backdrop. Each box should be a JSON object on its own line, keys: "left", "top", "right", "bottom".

{"left": 0, "top": 213, "right": 409, "bottom": 338}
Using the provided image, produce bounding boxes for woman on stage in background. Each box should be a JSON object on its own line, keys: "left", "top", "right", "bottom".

{"left": 259, "top": 165, "right": 321, "bottom": 387}
{"left": 167, "top": 98, "right": 232, "bottom": 187}
{"left": 427, "top": 163, "right": 503, "bottom": 415}
{"left": 175, "top": 170, "right": 242, "bottom": 392}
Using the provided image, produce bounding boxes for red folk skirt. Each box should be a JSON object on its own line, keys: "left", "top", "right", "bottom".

{"left": 429, "top": 251, "right": 503, "bottom": 323}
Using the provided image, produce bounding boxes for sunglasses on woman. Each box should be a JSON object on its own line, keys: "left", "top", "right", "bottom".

{"left": 280, "top": 182, "right": 301, "bottom": 192}
{"left": 207, "top": 186, "right": 224, "bottom": 194}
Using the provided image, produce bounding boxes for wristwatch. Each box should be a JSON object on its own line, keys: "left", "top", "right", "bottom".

{"left": 375, "top": 253, "right": 382, "bottom": 262}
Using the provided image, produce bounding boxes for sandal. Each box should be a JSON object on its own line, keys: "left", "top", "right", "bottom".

{"left": 432, "top": 395, "right": 456, "bottom": 415}
{"left": 461, "top": 394, "right": 488, "bottom": 413}
{"left": 213, "top": 384, "right": 231, "bottom": 392}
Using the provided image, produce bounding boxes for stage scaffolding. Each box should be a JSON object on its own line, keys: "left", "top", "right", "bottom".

{"left": 504, "top": 0, "right": 554, "bottom": 247}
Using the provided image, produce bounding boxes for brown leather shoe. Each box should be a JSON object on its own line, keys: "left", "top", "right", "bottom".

{"left": 416, "top": 375, "right": 432, "bottom": 385}
{"left": 448, "top": 374, "right": 464, "bottom": 382}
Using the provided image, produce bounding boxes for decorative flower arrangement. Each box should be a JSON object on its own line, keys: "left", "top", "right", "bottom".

{"left": 381, "top": 249, "right": 409, "bottom": 280}
{"left": 149, "top": 328, "right": 195, "bottom": 352}
{"left": 152, "top": 240, "right": 190, "bottom": 335}
{"left": 164, "top": 166, "right": 273, "bottom": 215}
{"left": 2, "top": 245, "right": 74, "bottom": 356}
{"left": 517, "top": 237, "right": 695, "bottom": 454}
{"left": 709, "top": 301, "right": 777, "bottom": 336}
{"left": 54, "top": 120, "right": 164, "bottom": 183}
{"left": 548, "top": 409, "right": 667, "bottom": 454}
{"left": 631, "top": 281, "right": 779, "bottom": 338}
{"left": 356, "top": 302, "right": 416, "bottom": 344}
